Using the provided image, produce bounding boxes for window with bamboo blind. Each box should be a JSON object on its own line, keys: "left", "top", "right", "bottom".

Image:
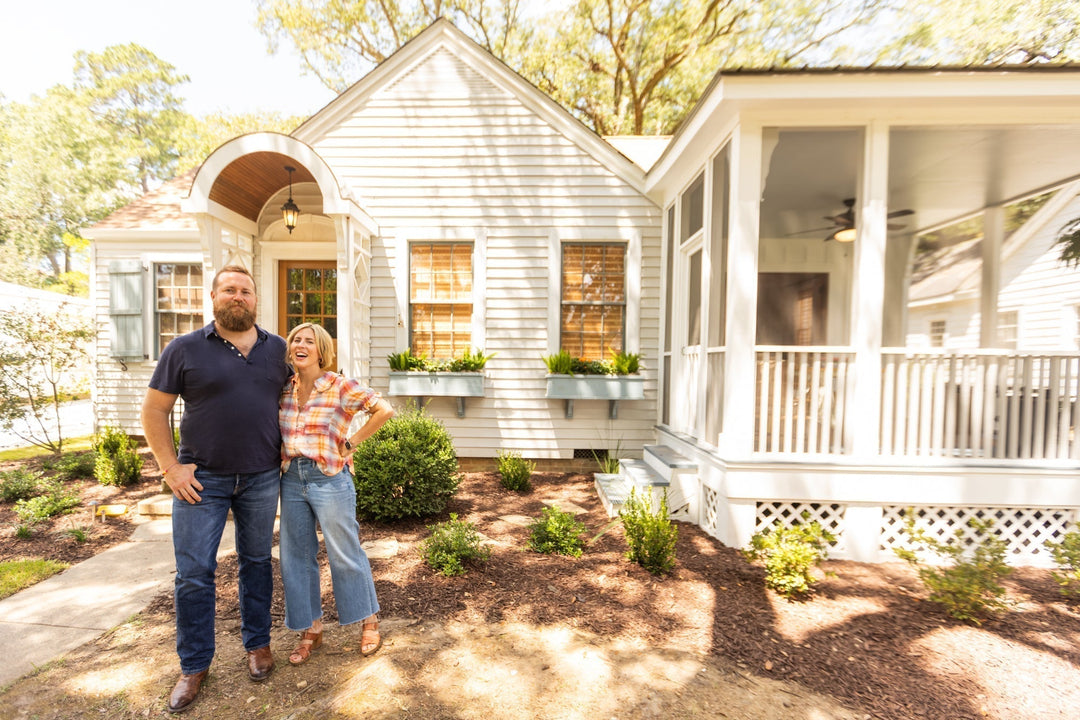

{"left": 155, "top": 263, "right": 203, "bottom": 357}
{"left": 561, "top": 243, "right": 626, "bottom": 360}
{"left": 410, "top": 242, "right": 473, "bottom": 358}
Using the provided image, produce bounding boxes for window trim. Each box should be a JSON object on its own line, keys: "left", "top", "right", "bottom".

{"left": 153, "top": 261, "right": 205, "bottom": 360}
{"left": 407, "top": 239, "right": 476, "bottom": 359}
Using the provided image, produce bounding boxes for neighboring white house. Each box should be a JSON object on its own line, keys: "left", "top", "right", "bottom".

{"left": 87, "top": 19, "right": 1080, "bottom": 565}
{"left": 907, "top": 181, "right": 1080, "bottom": 351}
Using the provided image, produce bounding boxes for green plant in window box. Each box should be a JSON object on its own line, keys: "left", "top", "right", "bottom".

{"left": 542, "top": 348, "right": 640, "bottom": 376}
{"left": 388, "top": 348, "right": 494, "bottom": 372}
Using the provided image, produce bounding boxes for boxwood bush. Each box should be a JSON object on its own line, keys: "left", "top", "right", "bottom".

{"left": 352, "top": 404, "right": 460, "bottom": 522}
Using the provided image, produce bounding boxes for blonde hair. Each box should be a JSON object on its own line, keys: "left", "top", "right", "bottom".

{"left": 285, "top": 322, "right": 336, "bottom": 372}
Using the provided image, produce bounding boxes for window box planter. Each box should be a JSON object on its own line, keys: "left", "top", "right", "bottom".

{"left": 545, "top": 374, "right": 644, "bottom": 419}
{"left": 388, "top": 371, "right": 485, "bottom": 417}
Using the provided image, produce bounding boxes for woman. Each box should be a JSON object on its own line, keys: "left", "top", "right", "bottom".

{"left": 279, "top": 322, "right": 395, "bottom": 665}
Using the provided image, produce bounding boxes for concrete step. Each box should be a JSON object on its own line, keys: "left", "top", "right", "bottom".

{"left": 643, "top": 444, "right": 697, "bottom": 481}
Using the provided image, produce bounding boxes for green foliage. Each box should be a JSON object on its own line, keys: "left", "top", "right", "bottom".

{"left": 388, "top": 348, "right": 494, "bottom": 372}
{"left": 1056, "top": 217, "right": 1080, "bottom": 268}
{"left": 0, "top": 558, "right": 69, "bottom": 599}
{"left": 0, "top": 306, "right": 93, "bottom": 454}
{"left": 620, "top": 488, "right": 678, "bottom": 575}
{"left": 42, "top": 451, "right": 96, "bottom": 481}
{"left": 93, "top": 427, "right": 144, "bottom": 487}
{"left": 1044, "top": 529, "right": 1080, "bottom": 597}
{"left": 592, "top": 440, "right": 622, "bottom": 474}
{"left": 13, "top": 524, "right": 34, "bottom": 539}
{"left": 544, "top": 349, "right": 640, "bottom": 375}
{"left": 894, "top": 514, "right": 1013, "bottom": 624}
{"left": 352, "top": 405, "right": 460, "bottom": 522}
{"left": 14, "top": 483, "right": 80, "bottom": 524}
{"left": 744, "top": 515, "right": 836, "bottom": 599}
{"left": 420, "top": 513, "right": 491, "bottom": 576}
{"left": 496, "top": 449, "right": 534, "bottom": 491}
{"left": 0, "top": 468, "right": 47, "bottom": 502}
{"left": 527, "top": 506, "right": 586, "bottom": 557}
{"left": 65, "top": 526, "right": 90, "bottom": 542}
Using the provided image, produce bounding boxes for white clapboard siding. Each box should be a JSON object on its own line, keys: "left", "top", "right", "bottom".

{"left": 304, "top": 46, "right": 660, "bottom": 458}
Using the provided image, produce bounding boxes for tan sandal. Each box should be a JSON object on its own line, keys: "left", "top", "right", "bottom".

{"left": 361, "top": 619, "right": 382, "bottom": 657}
{"left": 288, "top": 628, "right": 323, "bottom": 666}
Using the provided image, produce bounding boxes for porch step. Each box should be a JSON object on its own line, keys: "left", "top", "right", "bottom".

{"left": 595, "top": 459, "right": 679, "bottom": 519}
{"left": 643, "top": 444, "right": 697, "bottom": 481}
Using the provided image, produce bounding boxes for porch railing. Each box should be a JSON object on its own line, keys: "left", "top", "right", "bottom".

{"left": 880, "top": 350, "right": 1080, "bottom": 460}
{"left": 754, "top": 347, "right": 854, "bottom": 455}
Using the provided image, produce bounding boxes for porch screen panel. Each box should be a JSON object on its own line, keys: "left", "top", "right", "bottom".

{"left": 155, "top": 263, "right": 203, "bottom": 357}
{"left": 561, "top": 243, "right": 625, "bottom": 361}
{"left": 663, "top": 206, "right": 675, "bottom": 424}
{"left": 706, "top": 144, "right": 731, "bottom": 441}
{"left": 410, "top": 242, "right": 473, "bottom": 359}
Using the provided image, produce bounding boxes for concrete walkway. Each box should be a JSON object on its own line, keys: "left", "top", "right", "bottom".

{"left": 0, "top": 518, "right": 235, "bottom": 688}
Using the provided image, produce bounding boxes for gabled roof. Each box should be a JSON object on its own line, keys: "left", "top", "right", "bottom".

{"left": 291, "top": 18, "right": 646, "bottom": 190}
{"left": 89, "top": 169, "right": 198, "bottom": 234}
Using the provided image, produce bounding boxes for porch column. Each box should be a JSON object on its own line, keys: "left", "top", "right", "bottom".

{"left": 720, "top": 122, "right": 762, "bottom": 457}
{"left": 849, "top": 122, "right": 890, "bottom": 456}
{"left": 980, "top": 205, "right": 1005, "bottom": 347}
{"left": 334, "top": 215, "right": 356, "bottom": 376}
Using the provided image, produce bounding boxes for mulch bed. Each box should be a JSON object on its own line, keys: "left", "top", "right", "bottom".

{"left": 5, "top": 458, "right": 1079, "bottom": 719}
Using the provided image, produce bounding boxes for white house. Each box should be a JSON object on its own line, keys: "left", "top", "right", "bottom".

{"left": 88, "top": 20, "right": 1080, "bottom": 565}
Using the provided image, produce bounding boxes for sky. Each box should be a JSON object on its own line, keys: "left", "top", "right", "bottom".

{"left": 3, "top": 0, "right": 337, "bottom": 117}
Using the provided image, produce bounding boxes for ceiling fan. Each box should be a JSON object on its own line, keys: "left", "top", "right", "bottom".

{"left": 792, "top": 198, "right": 915, "bottom": 242}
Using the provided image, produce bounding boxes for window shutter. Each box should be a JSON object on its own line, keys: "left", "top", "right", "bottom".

{"left": 109, "top": 260, "right": 146, "bottom": 359}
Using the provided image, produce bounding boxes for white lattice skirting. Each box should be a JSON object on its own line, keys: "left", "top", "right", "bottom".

{"left": 738, "top": 501, "right": 1079, "bottom": 566}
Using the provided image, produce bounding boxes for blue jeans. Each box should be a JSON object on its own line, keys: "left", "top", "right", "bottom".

{"left": 280, "top": 458, "right": 380, "bottom": 631}
{"left": 171, "top": 467, "right": 280, "bottom": 674}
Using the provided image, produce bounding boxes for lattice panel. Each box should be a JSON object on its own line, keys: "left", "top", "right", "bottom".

{"left": 881, "top": 506, "right": 1077, "bottom": 563}
{"left": 702, "top": 486, "right": 720, "bottom": 536}
{"left": 755, "top": 502, "right": 846, "bottom": 553}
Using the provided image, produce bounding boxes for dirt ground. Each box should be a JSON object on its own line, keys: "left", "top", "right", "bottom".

{"left": 2, "top": 456, "right": 1080, "bottom": 719}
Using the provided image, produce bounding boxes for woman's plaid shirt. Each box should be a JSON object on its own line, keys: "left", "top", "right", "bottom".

{"left": 279, "top": 371, "right": 381, "bottom": 476}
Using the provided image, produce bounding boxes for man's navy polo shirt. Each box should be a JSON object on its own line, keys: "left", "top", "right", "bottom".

{"left": 149, "top": 322, "right": 290, "bottom": 474}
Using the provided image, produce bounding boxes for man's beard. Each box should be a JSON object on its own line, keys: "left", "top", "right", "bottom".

{"left": 214, "top": 302, "right": 256, "bottom": 332}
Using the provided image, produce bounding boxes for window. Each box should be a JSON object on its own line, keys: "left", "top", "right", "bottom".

{"left": 930, "top": 319, "right": 946, "bottom": 347}
{"left": 680, "top": 173, "right": 705, "bottom": 244}
{"left": 155, "top": 263, "right": 203, "bottom": 357}
{"left": 998, "top": 310, "right": 1019, "bottom": 350}
{"left": 410, "top": 242, "right": 473, "bottom": 358}
{"left": 561, "top": 243, "right": 625, "bottom": 360}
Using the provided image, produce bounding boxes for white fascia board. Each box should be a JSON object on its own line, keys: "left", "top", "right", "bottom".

{"left": 86, "top": 230, "right": 198, "bottom": 244}
{"left": 293, "top": 20, "right": 646, "bottom": 192}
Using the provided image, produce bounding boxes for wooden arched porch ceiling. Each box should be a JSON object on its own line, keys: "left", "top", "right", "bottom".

{"left": 207, "top": 151, "right": 317, "bottom": 222}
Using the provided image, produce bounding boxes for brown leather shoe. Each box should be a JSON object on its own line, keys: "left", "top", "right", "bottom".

{"left": 247, "top": 645, "right": 275, "bottom": 682}
{"left": 167, "top": 669, "right": 207, "bottom": 713}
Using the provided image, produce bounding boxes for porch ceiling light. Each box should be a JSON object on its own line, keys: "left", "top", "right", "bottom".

{"left": 281, "top": 165, "right": 300, "bottom": 234}
{"left": 832, "top": 226, "right": 857, "bottom": 243}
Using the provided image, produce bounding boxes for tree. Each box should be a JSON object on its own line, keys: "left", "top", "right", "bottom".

{"left": 874, "top": 0, "right": 1080, "bottom": 65}
{"left": 0, "top": 304, "right": 93, "bottom": 454}
{"left": 175, "top": 110, "right": 308, "bottom": 173}
{"left": 255, "top": 0, "right": 887, "bottom": 135}
{"left": 256, "top": 0, "right": 531, "bottom": 94}
{"left": 74, "top": 43, "right": 190, "bottom": 194}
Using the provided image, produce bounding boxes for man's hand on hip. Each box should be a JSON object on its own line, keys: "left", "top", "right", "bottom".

{"left": 165, "top": 464, "right": 203, "bottom": 504}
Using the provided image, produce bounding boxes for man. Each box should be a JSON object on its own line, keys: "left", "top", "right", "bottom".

{"left": 141, "top": 265, "right": 289, "bottom": 714}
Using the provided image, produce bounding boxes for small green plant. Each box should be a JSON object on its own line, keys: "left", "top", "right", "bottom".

{"left": 420, "top": 513, "right": 491, "bottom": 576}
{"left": 43, "top": 451, "right": 97, "bottom": 481}
{"left": 387, "top": 348, "right": 428, "bottom": 371}
{"left": 620, "top": 488, "right": 678, "bottom": 575}
{"left": 14, "top": 524, "right": 34, "bottom": 539}
{"left": 448, "top": 348, "right": 496, "bottom": 372}
{"left": 93, "top": 427, "right": 144, "bottom": 487}
{"left": 353, "top": 404, "right": 460, "bottom": 521}
{"left": 14, "top": 483, "right": 80, "bottom": 524}
{"left": 496, "top": 449, "right": 534, "bottom": 491}
{"left": 894, "top": 513, "right": 1012, "bottom": 624}
{"left": 65, "top": 525, "right": 90, "bottom": 542}
{"left": 592, "top": 441, "right": 622, "bottom": 474}
{"left": 1045, "top": 529, "right": 1080, "bottom": 597}
{"left": 608, "top": 349, "right": 640, "bottom": 375}
{"left": 542, "top": 349, "right": 575, "bottom": 374}
{"left": 743, "top": 515, "right": 836, "bottom": 599}
{"left": 0, "top": 468, "right": 46, "bottom": 502}
{"left": 528, "top": 506, "right": 586, "bottom": 557}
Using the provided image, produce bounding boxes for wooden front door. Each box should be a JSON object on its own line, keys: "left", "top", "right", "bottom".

{"left": 279, "top": 261, "right": 338, "bottom": 361}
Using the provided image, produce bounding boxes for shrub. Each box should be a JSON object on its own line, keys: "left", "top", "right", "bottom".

{"left": 0, "top": 468, "right": 46, "bottom": 502}
{"left": 93, "top": 427, "right": 144, "bottom": 487}
{"left": 528, "top": 506, "right": 586, "bottom": 557}
{"left": 389, "top": 348, "right": 494, "bottom": 372}
{"left": 543, "top": 349, "right": 641, "bottom": 376}
{"left": 496, "top": 449, "right": 534, "bottom": 491}
{"left": 43, "top": 451, "right": 96, "bottom": 481}
{"left": 620, "top": 488, "right": 678, "bottom": 575}
{"left": 353, "top": 405, "right": 460, "bottom": 522}
{"left": 420, "top": 513, "right": 491, "bottom": 576}
{"left": 894, "top": 514, "right": 1012, "bottom": 624}
{"left": 1046, "top": 529, "right": 1080, "bottom": 597}
{"left": 14, "top": 482, "right": 80, "bottom": 524}
{"left": 448, "top": 348, "right": 496, "bottom": 372}
{"left": 744, "top": 515, "right": 836, "bottom": 599}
